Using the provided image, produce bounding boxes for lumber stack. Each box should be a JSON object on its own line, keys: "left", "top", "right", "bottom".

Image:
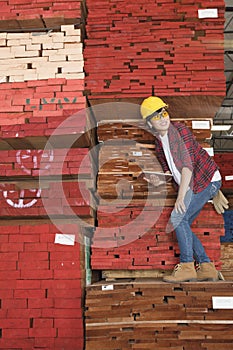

{"left": 85, "top": 279, "right": 233, "bottom": 350}
{"left": 221, "top": 243, "right": 233, "bottom": 280}
{"left": 0, "top": 222, "right": 85, "bottom": 350}
{"left": 0, "top": 149, "right": 94, "bottom": 348}
{"left": 0, "top": 27, "right": 84, "bottom": 82}
{"left": 0, "top": 181, "right": 95, "bottom": 220}
{"left": 0, "top": 0, "right": 86, "bottom": 25}
{"left": 84, "top": 0, "right": 225, "bottom": 99}
{"left": 97, "top": 119, "right": 212, "bottom": 145}
{"left": 0, "top": 23, "right": 94, "bottom": 350}
{"left": 91, "top": 118, "right": 224, "bottom": 271}
{"left": 0, "top": 147, "right": 97, "bottom": 224}
{"left": 214, "top": 153, "right": 233, "bottom": 275}
{"left": 0, "top": 23, "right": 96, "bottom": 223}
{"left": 92, "top": 203, "right": 223, "bottom": 271}
{"left": 0, "top": 148, "right": 94, "bottom": 178}
{"left": 214, "top": 153, "right": 233, "bottom": 192}
{"left": 97, "top": 141, "right": 176, "bottom": 199}
{"left": 0, "top": 26, "right": 89, "bottom": 149}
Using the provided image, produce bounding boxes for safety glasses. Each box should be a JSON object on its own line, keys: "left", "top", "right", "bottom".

{"left": 150, "top": 108, "right": 169, "bottom": 121}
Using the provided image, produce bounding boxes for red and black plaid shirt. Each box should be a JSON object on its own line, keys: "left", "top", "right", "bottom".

{"left": 154, "top": 122, "right": 219, "bottom": 193}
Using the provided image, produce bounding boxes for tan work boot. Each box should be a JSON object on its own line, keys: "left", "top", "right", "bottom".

{"left": 163, "top": 262, "right": 197, "bottom": 283}
{"left": 196, "top": 262, "right": 219, "bottom": 281}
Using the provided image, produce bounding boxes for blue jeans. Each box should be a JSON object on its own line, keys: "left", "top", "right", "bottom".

{"left": 170, "top": 180, "right": 222, "bottom": 263}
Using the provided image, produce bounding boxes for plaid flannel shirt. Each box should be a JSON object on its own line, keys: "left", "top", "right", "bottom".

{"left": 154, "top": 122, "right": 219, "bottom": 193}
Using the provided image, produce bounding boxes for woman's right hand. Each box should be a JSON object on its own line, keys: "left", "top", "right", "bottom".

{"left": 143, "top": 174, "right": 166, "bottom": 187}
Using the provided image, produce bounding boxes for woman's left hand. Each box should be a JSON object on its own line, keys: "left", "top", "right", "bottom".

{"left": 174, "top": 196, "right": 186, "bottom": 214}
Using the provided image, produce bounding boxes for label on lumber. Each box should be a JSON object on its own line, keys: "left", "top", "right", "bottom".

{"left": 198, "top": 9, "right": 218, "bottom": 19}
{"left": 54, "top": 234, "right": 75, "bottom": 246}
{"left": 212, "top": 296, "right": 233, "bottom": 309}
{"left": 132, "top": 151, "right": 143, "bottom": 157}
{"left": 192, "top": 120, "right": 210, "bottom": 129}
{"left": 102, "top": 284, "right": 114, "bottom": 291}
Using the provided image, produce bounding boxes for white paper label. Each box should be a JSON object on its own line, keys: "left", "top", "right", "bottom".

{"left": 198, "top": 9, "right": 218, "bottom": 19}
{"left": 212, "top": 297, "right": 233, "bottom": 309}
{"left": 192, "top": 120, "right": 210, "bottom": 129}
{"left": 54, "top": 234, "right": 75, "bottom": 246}
{"left": 132, "top": 151, "right": 142, "bottom": 156}
{"left": 102, "top": 284, "right": 114, "bottom": 291}
{"left": 212, "top": 296, "right": 233, "bottom": 309}
{"left": 225, "top": 175, "right": 233, "bottom": 181}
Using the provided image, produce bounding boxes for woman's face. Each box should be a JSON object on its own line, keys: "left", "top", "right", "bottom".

{"left": 150, "top": 109, "right": 170, "bottom": 135}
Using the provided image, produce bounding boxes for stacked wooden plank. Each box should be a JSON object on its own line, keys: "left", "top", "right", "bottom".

{"left": 0, "top": 25, "right": 91, "bottom": 150}
{"left": 0, "top": 27, "right": 84, "bottom": 82}
{"left": 97, "top": 119, "right": 212, "bottom": 145}
{"left": 221, "top": 243, "right": 233, "bottom": 280}
{"left": 97, "top": 141, "right": 175, "bottom": 199}
{"left": 0, "top": 150, "right": 94, "bottom": 349}
{"left": 0, "top": 85, "right": 86, "bottom": 131}
{"left": 0, "top": 23, "right": 96, "bottom": 221}
{"left": 0, "top": 181, "right": 96, "bottom": 220}
{"left": 84, "top": 0, "right": 225, "bottom": 99}
{"left": 0, "top": 222, "right": 85, "bottom": 350}
{"left": 0, "top": 148, "right": 94, "bottom": 178}
{"left": 85, "top": 279, "right": 233, "bottom": 350}
{"left": 214, "top": 153, "right": 233, "bottom": 192}
{"left": 91, "top": 118, "right": 224, "bottom": 271}
{"left": 92, "top": 203, "right": 223, "bottom": 271}
{"left": 0, "top": 0, "right": 86, "bottom": 23}
{"left": 0, "top": 23, "right": 93, "bottom": 350}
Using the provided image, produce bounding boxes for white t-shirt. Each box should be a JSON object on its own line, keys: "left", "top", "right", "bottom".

{"left": 159, "top": 133, "right": 181, "bottom": 185}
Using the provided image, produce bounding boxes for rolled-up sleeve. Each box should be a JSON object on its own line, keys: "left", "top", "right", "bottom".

{"left": 178, "top": 126, "right": 194, "bottom": 172}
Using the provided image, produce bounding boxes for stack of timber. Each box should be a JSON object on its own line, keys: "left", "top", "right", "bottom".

{"left": 84, "top": 0, "right": 225, "bottom": 99}
{"left": 214, "top": 153, "right": 233, "bottom": 280}
{"left": 0, "top": 222, "right": 85, "bottom": 350}
{"left": 97, "top": 119, "right": 212, "bottom": 146}
{"left": 0, "top": 23, "right": 94, "bottom": 350}
{"left": 0, "top": 180, "right": 96, "bottom": 221}
{"left": 85, "top": 279, "right": 233, "bottom": 350}
{"left": 0, "top": 24, "right": 97, "bottom": 224}
{"left": 97, "top": 141, "right": 175, "bottom": 199}
{"left": 91, "top": 117, "right": 224, "bottom": 272}
{"left": 0, "top": 140, "right": 95, "bottom": 349}
{"left": 214, "top": 153, "right": 233, "bottom": 193}
{"left": 214, "top": 153, "right": 233, "bottom": 212}
{"left": 92, "top": 203, "right": 224, "bottom": 271}
{"left": 0, "top": 25, "right": 92, "bottom": 149}
{"left": 0, "top": 26, "right": 84, "bottom": 82}
{"left": 0, "top": 148, "right": 95, "bottom": 179}
{"left": 0, "top": 0, "right": 86, "bottom": 32}
{"left": 221, "top": 243, "right": 233, "bottom": 281}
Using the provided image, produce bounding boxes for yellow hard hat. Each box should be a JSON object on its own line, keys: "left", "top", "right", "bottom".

{"left": 140, "top": 96, "right": 168, "bottom": 120}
